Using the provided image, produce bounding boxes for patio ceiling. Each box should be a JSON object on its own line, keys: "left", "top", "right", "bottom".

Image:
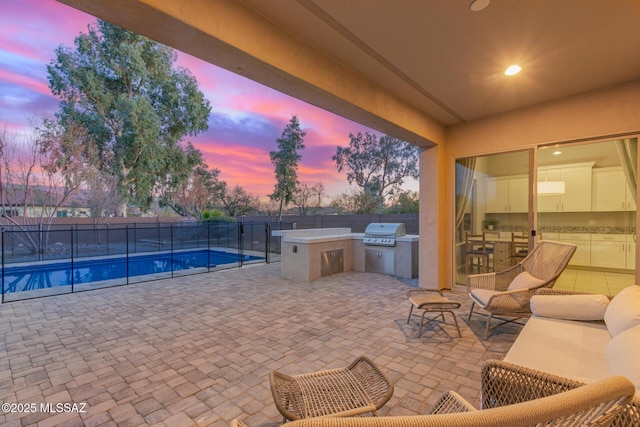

{"left": 57, "top": 0, "right": 640, "bottom": 143}
{"left": 241, "top": 0, "right": 640, "bottom": 126}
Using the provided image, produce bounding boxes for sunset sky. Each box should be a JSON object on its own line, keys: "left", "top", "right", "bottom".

{"left": 0, "top": 0, "right": 418, "bottom": 203}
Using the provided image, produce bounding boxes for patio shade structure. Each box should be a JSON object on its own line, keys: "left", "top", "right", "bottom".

{"left": 56, "top": 0, "right": 640, "bottom": 290}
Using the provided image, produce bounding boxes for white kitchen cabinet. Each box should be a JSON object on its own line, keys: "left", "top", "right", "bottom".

{"left": 538, "top": 163, "right": 593, "bottom": 212}
{"left": 508, "top": 177, "right": 528, "bottom": 212}
{"left": 486, "top": 175, "right": 527, "bottom": 213}
{"left": 592, "top": 167, "right": 636, "bottom": 211}
{"left": 590, "top": 234, "right": 627, "bottom": 269}
{"left": 557, "top": 233, "right": 591, "bottom": 267}
{"left": 538, "top": 168, "right": 562, "bottom": 212}
{"left": 626, "top": 234, "right": 636, "bottom": 270}
{"left": 485, "top": 177, "right": 508, "bottom": 213}
{"left": 626, "top": 186, "right": 636, "bottom": 211}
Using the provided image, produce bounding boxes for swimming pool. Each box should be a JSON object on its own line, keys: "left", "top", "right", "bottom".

{"left": 1, "top": 249, "right": 263, "bottom": 294}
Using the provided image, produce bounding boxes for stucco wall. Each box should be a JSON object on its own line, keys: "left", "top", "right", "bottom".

{"left": 420, "top": 79, "right": 640, "bottom": 289}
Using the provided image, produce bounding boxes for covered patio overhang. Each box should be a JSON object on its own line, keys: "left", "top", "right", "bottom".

{"left": 56, "top": 0, "right": 640, "bottom": 290}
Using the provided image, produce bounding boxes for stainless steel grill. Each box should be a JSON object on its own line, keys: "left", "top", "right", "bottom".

{"left": 363, "top": 223, "right": 406, "bottom": 247}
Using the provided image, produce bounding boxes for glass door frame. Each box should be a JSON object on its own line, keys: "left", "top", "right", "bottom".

{"left": 452, "top": 133, "right": 640, "bottom": 288}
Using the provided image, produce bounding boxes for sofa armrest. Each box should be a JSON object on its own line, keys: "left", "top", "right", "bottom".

{"left": 481, "top": 359, "right": 585, "bottom": 409}
{"left": 481, "top": 359, "right": 640, "bottom": 427}
{"left": 530, "top": 293, "right": 610, "bottom": 321}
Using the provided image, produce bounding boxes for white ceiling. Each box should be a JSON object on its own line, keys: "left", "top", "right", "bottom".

{"left": 242, "top": 0, "right": 640, "bottom": 127}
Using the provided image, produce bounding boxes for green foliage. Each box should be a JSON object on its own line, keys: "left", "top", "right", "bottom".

{"left": 202, "top": 209, "right": 236, "bottom": 223}
{"left": 46, "top": 20, "right": 212, "bottom": 215}
{"left": 270, "top": 115, "right": 306, "bottom": 220}
{"left": 330, "top": 188, "right": 379, "bottom": 214}
{"left": 332, "top": 132, "right": 419, "bottom": 205}
{"left": 384, "top": 190, "right": 419, "bottom": 213}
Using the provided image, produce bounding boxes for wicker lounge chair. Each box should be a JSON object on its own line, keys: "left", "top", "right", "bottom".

{"left": 269, "top": 356, "right": 394, "bottom": 422}
{"left": 467, "top": 240, "right": 576, "bottom": 339}
{"left": 232, "top": 359, "right": 635, "bottom": 427}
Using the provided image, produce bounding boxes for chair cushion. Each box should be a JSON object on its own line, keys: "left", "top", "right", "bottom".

{"left": 470, "top": 289, "right": 522, "bottom": 310}
{"left": 605, "top": 324, "right": 640, "bottom": 393}
{"left": 604, "top": 285, "right": 640, "bottom": 337}
{"left": 530, "top": 294, "right": 609, "bottom": 321}
{"left": 507, "top": 271, "right": 546, "bottom": 291}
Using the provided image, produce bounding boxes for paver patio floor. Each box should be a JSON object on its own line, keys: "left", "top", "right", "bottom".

{"left": 0, "top": 263, "right": 522, "bottom": 427}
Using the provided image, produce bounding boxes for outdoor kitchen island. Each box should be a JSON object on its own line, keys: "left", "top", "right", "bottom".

{"left": 273, "top": 225, "right": 418, "bottom": 282}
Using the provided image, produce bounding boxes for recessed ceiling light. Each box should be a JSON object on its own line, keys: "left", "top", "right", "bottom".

{"left": 505, "top": 65, "right": 522, "bottom": 76}
{"left": 470, "top": 0, "right": 490, "bottom": 12}
{"left": 553, "top": 151, "right": 562, "bottom": 155}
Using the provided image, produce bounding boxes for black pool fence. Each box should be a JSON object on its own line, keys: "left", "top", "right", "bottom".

{"left": 0, "top": 221, "right": 293, "bottom": 303}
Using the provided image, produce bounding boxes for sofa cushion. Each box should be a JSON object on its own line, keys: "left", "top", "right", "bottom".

{"left": 504, "top": 317, "right": 610, "bottom": 384}
{"left": 604, "top": 285, "right": 640, "bottom": 337}
{"left": 507, "top": 271, "right": 546, "bottom": 291}
{"left": 605, "top": 324, "right": 640, "bottom": 393}
{"left": 530, "top": 294, "right": 609, "bottom": 321}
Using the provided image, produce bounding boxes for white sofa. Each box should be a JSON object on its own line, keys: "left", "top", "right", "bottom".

{"left": 504, "top": 285, "right": 640, "bottom": 400}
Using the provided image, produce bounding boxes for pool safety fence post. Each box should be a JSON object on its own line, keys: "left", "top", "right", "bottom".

{"left": 207, "top": 222, "right": 211, "bottom": 272}
{"left": 74, "top": 226, "right": 78, "bottom": 262}
{"left": 238, "top": 222, "right": 244, "bottom": 267}
{"left": 133, "top": 223, "right": 137, "bottom": 254}
{"left": 265, "top": 222, "right": 271, "bottom": 264}
{"left": 106, "top": 223, "right": 110, "bottom": 256}
{"left": 125, "top": 226, "right": 130, "bottom": 285}
{"left": 170, "top": 224, "right": 174, "bottom": 278}
{"left": 70, "top": 228, "right": 75, "bottom": 293}
{"left": 39, "top": 223, "right": 43, "bottom": 262}
{"left": 1, "top": 230, "right": 4, "bottom": 303}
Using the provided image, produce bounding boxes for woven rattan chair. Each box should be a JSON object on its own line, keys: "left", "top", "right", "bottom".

{"left": 467, "top": 240, "right": 576, "bottom": 339}
{"left": 269, "top": 356, "right": 394, "bottom": 422}
{"left": 232, "top": 359, "right": 635, "bottom": 426}
{"left": 481, "top": 359, "right": 640, "bottom": 427}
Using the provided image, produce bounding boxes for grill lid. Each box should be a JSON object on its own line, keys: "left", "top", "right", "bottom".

{"left": 363, "top": 223, "right": 406, "bottom": 246}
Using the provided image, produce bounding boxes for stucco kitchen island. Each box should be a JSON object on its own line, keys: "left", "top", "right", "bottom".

{"left": 273, "top": 227, "right": 418, "bottom": 282}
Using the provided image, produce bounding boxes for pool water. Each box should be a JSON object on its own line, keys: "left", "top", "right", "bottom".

{"left": 2, "top": 250, "right": 262, "bottom": 294}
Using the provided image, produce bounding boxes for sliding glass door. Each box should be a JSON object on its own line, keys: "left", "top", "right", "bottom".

{"left": 537, "top": 138, "right": 637, "bottom": 295}
{"left": 454, "top": 151, "right": 530, "bottom": 285}
{"left": 454, "top": 137, "right": 637, "bottom": 294}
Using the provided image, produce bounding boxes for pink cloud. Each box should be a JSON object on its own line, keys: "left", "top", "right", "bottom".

{"left": 0, "top": 69, "right": 50, "bottom": 96}
{"left": 0, "top": 0, "right": 408, "bottom": 204}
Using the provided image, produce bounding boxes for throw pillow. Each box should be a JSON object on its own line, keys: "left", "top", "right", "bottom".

{"left": 507, "top": 271, "right": 546, "bottom": 291}
{"left": 530, "top": 294, "right": 609, "bottom": 321}
{"left": 604, "top": 285, "right": 640, "bottom": 337}
{"left": 605, "top": 324, "right": 640, "bottom": 391}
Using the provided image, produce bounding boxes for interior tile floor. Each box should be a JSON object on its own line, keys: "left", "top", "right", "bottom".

{"left": 458, "top": 268, "right": 635, "bottom": 296}
{"left": 0, "top": 264, "right": 521, "bottom": 427}
{"left": 553, "top": 268, "right": 635, "bottom": 295}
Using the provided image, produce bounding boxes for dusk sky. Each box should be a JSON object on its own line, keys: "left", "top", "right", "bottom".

{"left": 0, "top": 0, "right": 418, "bottom": 203}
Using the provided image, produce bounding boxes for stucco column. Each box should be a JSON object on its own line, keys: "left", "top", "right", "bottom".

{"left": 419, "top": 144, "right": 448, "bottom": 290}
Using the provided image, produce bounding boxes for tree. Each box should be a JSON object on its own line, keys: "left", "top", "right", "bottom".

{"left": 292, "top": 182, "right": 325, "bottom": 215}
{"left": 0, "top": 119, "right": 87, "bottom": 253}
{"left": 385, "top": 189, "right": 419, "bottom": 213}
{"left": 159, "top": 143, "right": 225, "bottom": 219}
{"left": 47, "top": 20, "right": 211, "bottom": 216}
{"left": 216, "top": 185, "right": 260, "bottom": 217}
{"left": 270, "top": 115, "right": 306, "bottom": 221}
{"left": 330, "top": 188, "right": 379, "bottom": 214}
{"left": 332, "top": 132, "right": 420, "bottom": 206}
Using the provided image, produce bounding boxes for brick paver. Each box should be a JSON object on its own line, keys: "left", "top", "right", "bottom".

{"left": 0, "top": 264, "right": 522, "bottom": 426}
